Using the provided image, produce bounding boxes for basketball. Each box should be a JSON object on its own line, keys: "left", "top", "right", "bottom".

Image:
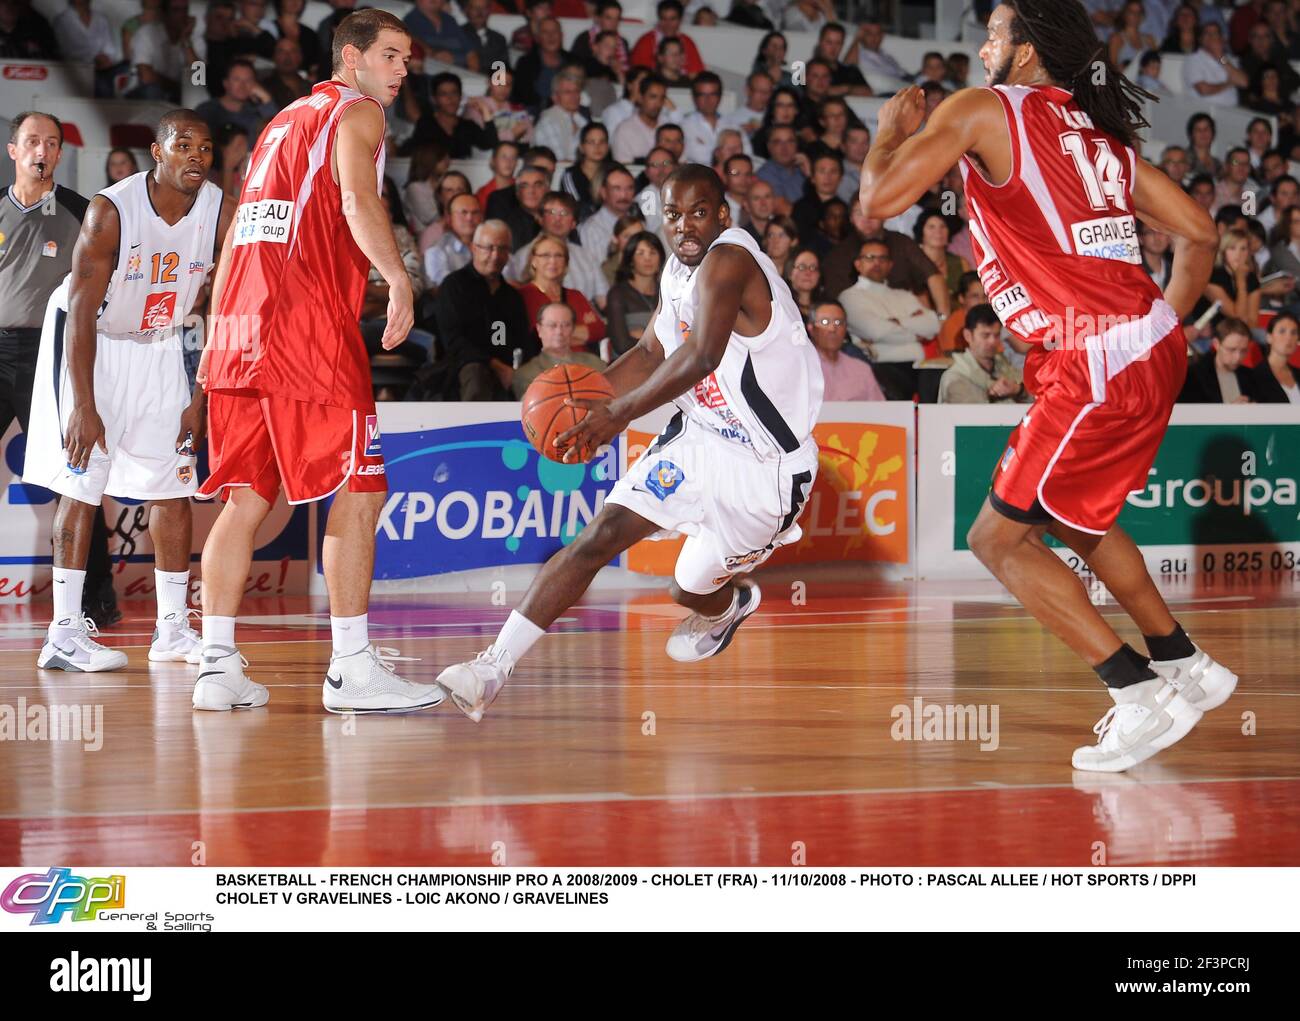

{"left": 520, "top": 364, "right": 614, "bottom": 462}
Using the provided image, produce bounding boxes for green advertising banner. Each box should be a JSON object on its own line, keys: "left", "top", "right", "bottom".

{"left": 954, "top": 423, "right": 1300, "bottom": 550}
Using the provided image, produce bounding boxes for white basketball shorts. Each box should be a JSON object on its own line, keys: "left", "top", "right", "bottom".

{"left": 606, "top": 411, "right": 819, "bottom": 594}
{"left": 22, "top": 301, "right": 197, "bottom": 503}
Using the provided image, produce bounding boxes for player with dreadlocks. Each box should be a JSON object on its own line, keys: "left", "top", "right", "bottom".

{"left": 859, "top": 0, "right": 1236, "bottom": 772}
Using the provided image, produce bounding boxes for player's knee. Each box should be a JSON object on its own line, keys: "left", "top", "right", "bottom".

{"left": 570, "top": 511, "right": 630, "bottom": 564}
{"left": 967, "top": 516, "right": 1005, "bottom": 567}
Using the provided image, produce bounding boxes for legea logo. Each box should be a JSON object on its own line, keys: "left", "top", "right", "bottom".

{"left": 1, "top": 867, "right": 126, "bottom": 924}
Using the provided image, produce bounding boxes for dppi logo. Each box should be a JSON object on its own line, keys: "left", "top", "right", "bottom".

{"left": 1, "top": 867, "right": 126, "bottom": 924}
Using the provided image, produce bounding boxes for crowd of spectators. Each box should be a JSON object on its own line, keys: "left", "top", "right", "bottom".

{"left": 8, "top": 0, "right": 1300, "bottom": 404}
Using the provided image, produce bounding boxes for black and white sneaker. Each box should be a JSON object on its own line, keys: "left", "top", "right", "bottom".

{"left": 193, "top": 646, "right": 269, "bottom": 711}
{"left": 322, "top": 646, "right": 445, "bottom": 714}
{"left": 665, "top": 580, "right": 761, "bottom": 663}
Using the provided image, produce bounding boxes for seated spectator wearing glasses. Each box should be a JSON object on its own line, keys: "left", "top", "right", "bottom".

{"left": 635, "top": 146, "right": 677, "bottom": 233}
{"left": 1179, "top": 317, "right": 1257, "bottom": 403}
{"left": 840, "top": 240, "right": 940, "bottom": 401}
{"left": 1251, "top": 311, "right": 1300, "bottom": 403}
{"left": 432, "top": 220, "right": 537, "bottom": 400}
{"left": 404, "top": 72, "right": 498, "bottom": 159}
{"left": 810, "top": 301, "right": 885, "bottom": 401}
{"left": 1214, "top": 147, "right": 1261, "bottom": 214}
{"left": 507, "top": 191, "right": 609, "bottom": 307}
{"left": 938, "top": 305, "right": 1030, "bottom": 405}
{"left": 424, "top": 192, "right": 482, "bottom": 291}
{"left": 721, "top": 153, "right": 752, "bottom": 226}
{"left": 533, "top": 70, "right": 590, "bottom": 162}
{"left": 515, "top": 236, "right": 607, "bottom": 353}
{"left": 823, "top": 204, "right": 947, "bottom": 312}
{"left": 786, "top": 248, "right": 826, "bottom": 324}
{"left": 491, "top": 164, "right": 550, "bottom": 252}
{"left": 513, "top": 303, "right": 609, "bottom": 398}
{"left": 605, "top": 230, "right": 664, "bottom": 357}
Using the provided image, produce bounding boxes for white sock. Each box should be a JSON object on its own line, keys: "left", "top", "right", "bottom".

{"left": 50, "top": 567, "right": 86, "bottom": 637}
{"left": 155, "top": 569, "right": 190, "bottom": 626}
{"left": 492, "top": 610, "right": 545, "bottom": 665}
{"left": 203, "top": 615, "right": 236, "bottom": 653}
{"left": 331, "top": 613, "right": 368, "bottom": 657}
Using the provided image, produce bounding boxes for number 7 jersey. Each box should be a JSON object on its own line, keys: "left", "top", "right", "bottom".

{"left": 204, "top": 80, "right": 386, "bottom": 409}
{"left": 959, "top": 83, "right": 1178, "bottom": 383}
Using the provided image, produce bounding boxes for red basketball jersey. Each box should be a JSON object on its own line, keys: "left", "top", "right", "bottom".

{"left": 960, "top": 84, "right": 1179, "bottom": 400}
{"left": 206, "top": 80, "right": 386, "bottom": 409}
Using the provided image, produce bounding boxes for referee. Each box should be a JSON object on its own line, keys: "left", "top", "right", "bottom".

{"left": 1, "top": 112, "right": 119, "bottom": 626}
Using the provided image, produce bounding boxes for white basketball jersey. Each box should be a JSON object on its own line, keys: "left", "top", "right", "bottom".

{"left": 75, "top": 171, "right": 223, "bottom": 336}
{"left": 654, "top": 227, "right": 823, "bottom": 462}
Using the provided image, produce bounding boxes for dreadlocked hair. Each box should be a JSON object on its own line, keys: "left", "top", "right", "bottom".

{"left": 1004, "top": 0, "right": 1156, "bottom": 148}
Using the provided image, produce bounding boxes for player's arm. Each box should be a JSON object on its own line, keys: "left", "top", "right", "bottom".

{"left": 64, "top": 196, "right": 119, "bottom": 470}
{"left": 1132, "top": 158, "right": 1218, "bottom": 319}
{"left": 335, "top": 99, "right": 412, "bottom": 351}
{"left": 601, "top": 294, "right": 665, "bottom": 396}
{"left": 859, "top": 86, "right": 1001, "bottom": 219}
{"left": 556, "top": 248, "right": 749, "bottom": 463}
{"left": 196, "top": 197, "right": 238, "bottom": 390}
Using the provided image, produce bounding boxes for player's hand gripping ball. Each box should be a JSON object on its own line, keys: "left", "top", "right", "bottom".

{"left": 521, "top": 364, "right": 615, "bottom": 463}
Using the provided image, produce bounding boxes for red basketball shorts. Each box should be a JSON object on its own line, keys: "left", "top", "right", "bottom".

{"left": 197, "top": 390, "right": 387, "bottom": 505}
{"left": 991, "top": 323, "right": 1186, "bottom": 536}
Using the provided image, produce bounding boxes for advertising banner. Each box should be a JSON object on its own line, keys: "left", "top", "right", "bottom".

{"left": 917, "top": 405, "right": 1300, "bottom": 579}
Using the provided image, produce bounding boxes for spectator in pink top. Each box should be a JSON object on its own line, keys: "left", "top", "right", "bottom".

{"left": 810, "top": 300, "right": 885, "bottom": 401}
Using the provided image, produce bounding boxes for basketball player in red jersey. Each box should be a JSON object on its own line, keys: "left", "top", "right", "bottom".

{"left": 859, "top": 0, "right": 1237, "bottom": 772}
{"left": 193, "top": 10, "right": 444, "bottom": 714}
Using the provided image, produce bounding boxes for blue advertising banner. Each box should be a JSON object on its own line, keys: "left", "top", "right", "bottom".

{"left": 326, "top": 408, "right": 618, "bottom": 581}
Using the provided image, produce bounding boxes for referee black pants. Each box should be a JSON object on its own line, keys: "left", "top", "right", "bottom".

{"left": 0, "top": 329, "right": 114, "bottom": 593}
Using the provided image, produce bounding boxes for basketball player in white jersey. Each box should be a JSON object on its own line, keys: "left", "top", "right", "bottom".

{"left": 439, "top": 164, "right": 824, "bottom": 721}
{"left": 24, "top": 111, "right": 234, "bottom": 672}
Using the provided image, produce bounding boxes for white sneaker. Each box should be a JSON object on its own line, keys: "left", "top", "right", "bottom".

{"left": 666, "top": 580, "right": 761, "bottom": 663}
{"left": 149, "top": 609, "right": 203, "bottom": 664}
{"left": 1071, "top": 678, "right": 1203, "bottom": 773}
{"left": 193, "top": 647, "right": 269, "bottom": 711}
{"left": 322, "top": 645, "right": 445, "bottom": 714}
{"left": 437, "top": 646, "right": 513, "bottom": 723}
{"left": 1150, "top": 647, "right": 1237, "bottom": 712}
{"left": 37, "top": 616, "right": 128, "bottom": 672}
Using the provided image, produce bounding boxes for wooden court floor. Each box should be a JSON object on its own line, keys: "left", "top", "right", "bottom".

{"left": 1, "top": 572, "right": 1297, "bottom": 867}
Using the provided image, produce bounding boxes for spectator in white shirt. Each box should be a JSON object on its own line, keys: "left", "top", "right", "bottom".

{"left": 533, "top": 71, "right": 589, "bottom": 162}
{"left": 54, "top": 1, "right": 123, "bottom": 96}
{"left": 127, "top": 0, "right": 199, "bottom": 101}
{"left": 846, "top": 19, "right": 907, "bottom": 82}
{"left": 612, "top": 73, "right": 668, "bottom": 163}
{"left": 680, "top": 72, "right": 738, "bottom": 164}
{"left": 578, "top": 166, "right": 638, "bottom": 264}
{"left": 1183, "top": 22, "right": 1249, "bottom": 107}
{"left": 839, "top": 239, "right": 939, "bottom": 400}
{"left": 601, "top": 66, "right": 651, "bottom": 135}
{"left": 782, "top": 0, "right": 833, "bottom": 34}
{"left": 424, "top": 192, "right": 482, "bottom": 291}
{"left": 719, "top": 71, "right": 773, "bottom": 143}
